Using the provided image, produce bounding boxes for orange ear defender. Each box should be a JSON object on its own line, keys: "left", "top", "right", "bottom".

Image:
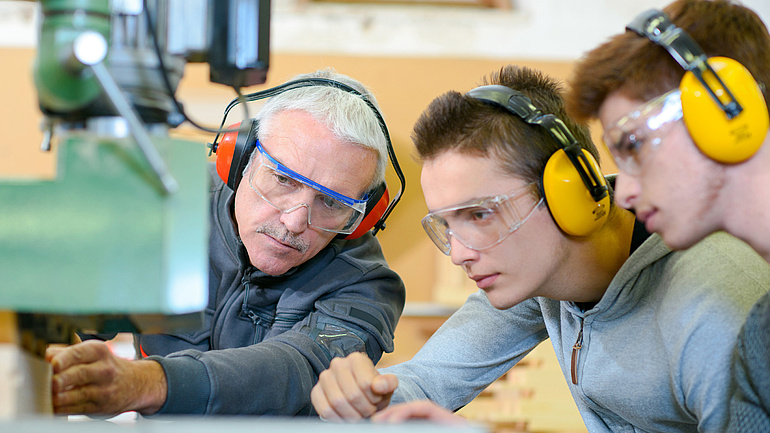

{"left": 208, "top": 78, "right": 406, "bottom": 239}
{"left": 211, "top": 119, "right": 258, "bottom": 190}
{"left": 466, "top": 85, "right": 610, "bottom": 236}
{"left": 213, "top": 122, "right": 239, "bottom": 186}
{"left": 346, "top": 183, "right": 389, "bottom": 240}
{"left": 627, "top": 9, "right": 769, "bottom": 164}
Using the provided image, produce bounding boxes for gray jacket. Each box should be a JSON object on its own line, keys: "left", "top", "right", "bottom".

{"left": 384, "top": 231, "right": 769, "bottom": 432}
{"left": 727, "top": 290, "right": 770, "bottom": 432}
{"left": 140, "top": 167, "right": 405, "bottom": 415}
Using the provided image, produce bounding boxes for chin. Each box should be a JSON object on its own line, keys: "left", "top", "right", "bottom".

{"left": 484, "top": 291, "right": 525, "bottom": 310}
{"left": 246, "top": 249, "right": 300, "bottom": 276}
{"left": 659, "top": 229, "right": 703, "bottom": 252}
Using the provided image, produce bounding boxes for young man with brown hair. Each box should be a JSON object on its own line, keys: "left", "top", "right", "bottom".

{"left": 567, "top": 1, "right": 770, "bottom": 430}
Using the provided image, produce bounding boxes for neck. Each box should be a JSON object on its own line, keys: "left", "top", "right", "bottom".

{"left": 720, "top": 136, "right": 770, "bottom": 263}
{"left": 557, "top": 207, "right": 637, "bottom": 303}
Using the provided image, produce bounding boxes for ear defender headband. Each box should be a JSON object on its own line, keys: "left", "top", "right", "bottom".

{"left": 627, "top": 9, "right": 769, "bottom": 163}
{"left": 466, "top": 85, "right": 610, "bottom": 236}
{"left": 208, "top": 78, "right": 405, "bottom": 239}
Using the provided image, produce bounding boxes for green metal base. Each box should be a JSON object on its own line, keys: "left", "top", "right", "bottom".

{"left": 0, "top": 134, "right": 209, "bottom": 321}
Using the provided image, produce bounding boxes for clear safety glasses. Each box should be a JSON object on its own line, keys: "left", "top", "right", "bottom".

{"left": 421, "top": 183, "right": 543, "bottom": 255}
{"left": 603, "top": 90, "right": 684, "bottom": 175}
{"left": 249, "top": 140, "right": 368, "bottom": 234}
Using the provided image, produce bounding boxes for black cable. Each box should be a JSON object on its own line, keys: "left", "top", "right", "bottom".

{"left": 143, "top": 0, "right": 248, "bottom": 135}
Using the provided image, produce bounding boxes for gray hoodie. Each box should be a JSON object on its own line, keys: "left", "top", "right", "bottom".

{"left": 384, "top": 231, "right": 769, "bottom": 432}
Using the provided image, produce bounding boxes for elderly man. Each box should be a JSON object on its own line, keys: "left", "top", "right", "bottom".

{"left": 45, "top": 69, "right": 406, "bottom": 416}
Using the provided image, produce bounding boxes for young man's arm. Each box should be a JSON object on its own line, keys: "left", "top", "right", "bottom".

{"left": 312, "top": 292, "right": 548, "bottom": 419}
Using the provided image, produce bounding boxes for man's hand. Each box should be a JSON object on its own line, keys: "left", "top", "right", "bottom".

{"left": 372, "top": 400, "right": 468, "bottom": 425}
{"left": 311, "top": 352, "right": 398, "bottom": 421}
{"left": 46, "top": 340, "right": 167, "bottom": 416}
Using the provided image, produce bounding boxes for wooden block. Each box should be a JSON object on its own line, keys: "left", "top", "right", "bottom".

{"left": 0, "top": 311, "right": 19, "bottom": 344}
{"left": 0, "top": 343, "right": 53, "bottom": 418}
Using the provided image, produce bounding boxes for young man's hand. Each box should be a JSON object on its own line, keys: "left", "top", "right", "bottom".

{"left": 46, "top": 340, "right": 167, "bottom": 416}
{"left": 311, "top": 352, "right": 398, "bottom": 421}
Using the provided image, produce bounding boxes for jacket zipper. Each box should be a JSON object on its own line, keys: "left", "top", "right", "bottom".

{"left": 240, "top": 278, "right": 274, "bottom": 344}
{"left": 571, "top": 318, "right": 584, "bottom": 385}
{"left": 242, "top": 308, "right": 273, "bottom": 344}
{"left": 273, "top": 312, "right": 303, "bottom": 326}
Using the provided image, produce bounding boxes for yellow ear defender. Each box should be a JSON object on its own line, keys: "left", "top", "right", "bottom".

{"left": 627, "top": 9, "right": 769, "bottom": 164}
{"left": 679, "top": 57, "right": 769, "bottom": 163}
{"left": 467, "top": 85, "right": 610, "bottom": 236}
{"left": 543, "top": 147, "right": 610, "bottom": 236}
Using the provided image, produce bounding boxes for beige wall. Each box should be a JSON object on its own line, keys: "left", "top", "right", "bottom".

{"left": 0, "top": 48, "right": 54, "bottom": 179}
{"left": 0, "top": 48, "right": 616, "bottom": 304}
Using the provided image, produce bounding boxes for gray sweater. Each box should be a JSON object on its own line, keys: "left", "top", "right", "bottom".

{"left": 383, "top": 232, "right": 769, "bottom": 432}
{"left": 727, "top": 290, "right": 770, "bottom": 432}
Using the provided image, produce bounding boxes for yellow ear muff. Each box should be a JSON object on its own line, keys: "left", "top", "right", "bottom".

{"left": 543, "top": 149, "right": 610, "bottom": 236}
{"left": 627, "top": 9, "right": 770, "bottom": 164}
{"left": 680, "top": 57, "right": 769, "bottom": 164}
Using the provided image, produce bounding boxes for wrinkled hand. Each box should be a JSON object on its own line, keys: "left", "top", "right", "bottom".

{"left": 311, "top": 352, "right": 398, "bottom": 421}
{"left": 372, "top": 400, "right": 468, "bottom": 425}
{"left": 46, "top": 340, "right": 167, "bottom": 416}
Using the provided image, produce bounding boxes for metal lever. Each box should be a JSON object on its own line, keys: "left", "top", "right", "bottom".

{"left": 72, "top": 31, "right": 178, "bottom": 195}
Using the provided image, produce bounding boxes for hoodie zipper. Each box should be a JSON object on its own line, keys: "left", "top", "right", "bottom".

{"left": 571, "top": 318, "right": 584, "bottom": 385}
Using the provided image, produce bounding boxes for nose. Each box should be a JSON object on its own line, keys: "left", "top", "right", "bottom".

{"left": 279, "top": 204, "right": 311, "bottom": 234}
{"left": 449, "top": 236, "right": 480, "bottom": 267}
{"left": 613, "top": 172, "right": 640, "bottom": 211}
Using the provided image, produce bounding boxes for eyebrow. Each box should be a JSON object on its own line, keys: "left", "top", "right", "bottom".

{"left": 257, "top": 140, "right": 367, "bottom": 205}
{"left": 614, "top": 131, "right": 637, "bottom": 151}
{"left": 430, "top": 190, "right": 521, "bottom": 215}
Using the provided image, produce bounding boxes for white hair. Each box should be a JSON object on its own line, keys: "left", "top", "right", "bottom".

{"left": 249, "top": 69, "right": 389, "bottom": 192}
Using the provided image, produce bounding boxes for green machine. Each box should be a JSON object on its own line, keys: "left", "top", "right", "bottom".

{"left": 0, "top": 0, "right": 270, "bottom": 338}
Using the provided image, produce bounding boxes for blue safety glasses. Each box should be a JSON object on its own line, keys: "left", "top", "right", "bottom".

{"left": 249, "top": 140, "right": 369, "bottom": 234}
